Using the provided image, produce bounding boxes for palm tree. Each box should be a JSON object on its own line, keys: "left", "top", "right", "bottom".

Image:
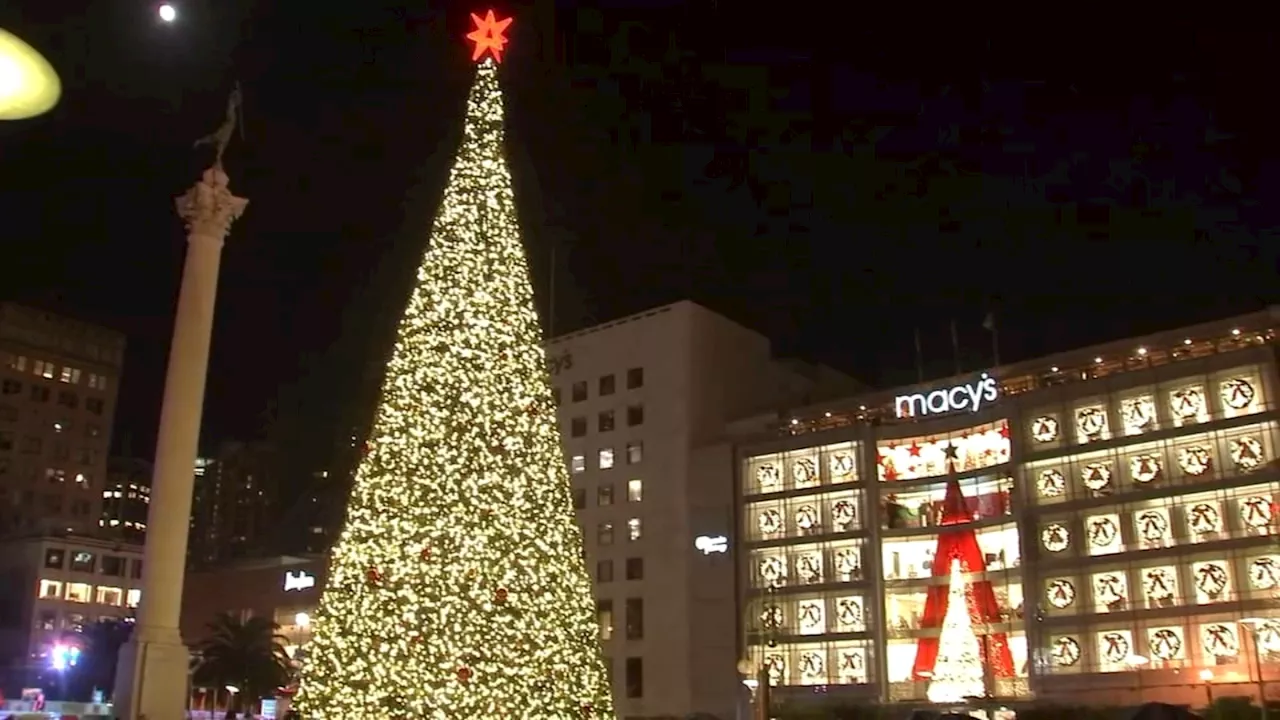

{"left": 192, "top": 613, "right": 292, "bottom": 720}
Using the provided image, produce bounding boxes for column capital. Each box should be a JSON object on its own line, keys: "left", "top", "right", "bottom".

{"left": 175, "top": 165, "right": 248, "bottom": 241}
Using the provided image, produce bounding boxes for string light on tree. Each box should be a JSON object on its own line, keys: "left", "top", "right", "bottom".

{"left": 293, "top": 11, "right": 613, "bottom": 719}
{"left": 926, "top": 559, "right": 987, "bottom": 703}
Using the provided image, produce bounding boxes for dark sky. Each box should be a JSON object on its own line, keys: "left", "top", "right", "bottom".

{"left": 1, "top": 4, "right": 1277, "bottom": 470}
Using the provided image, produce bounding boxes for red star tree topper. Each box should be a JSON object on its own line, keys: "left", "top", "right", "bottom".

{"left": 466, "top": 9, "right": 513, "bottom": 63}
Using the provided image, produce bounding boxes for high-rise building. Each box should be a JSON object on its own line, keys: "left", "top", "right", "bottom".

{"left": 547, "top": 300, "right": 856, "bottom": 719}
{"left": 187, "top": 441, "right": 278, "bottom": 567}
{"left": 99, "top": 457, "right": 152, "bottom": 543}
{"left": 0, "top": 303, "right": 125, "bottom": 538}
{"left": 735, "top": 307, "right": 1280, "bottom": 708}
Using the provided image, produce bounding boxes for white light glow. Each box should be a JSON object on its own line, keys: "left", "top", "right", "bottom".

{"left": 158, "top": 4, "right": 177, "bottom": 22}
{"left": 0, "top": 28, "right": 61, "bottom": 120}
{"left": 695, "top": 535, "right": 729, "bottom": 555}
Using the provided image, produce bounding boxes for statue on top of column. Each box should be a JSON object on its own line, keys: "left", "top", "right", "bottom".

{"left": 193, "top": 82, "right": 243, "bottom": 170}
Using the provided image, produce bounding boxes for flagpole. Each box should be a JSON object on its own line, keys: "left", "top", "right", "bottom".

{"left": 914, "top": 328, "right": 925, "bottom": 384}
{"left": 950, "top": 320, "right": 961, "bottom": 376}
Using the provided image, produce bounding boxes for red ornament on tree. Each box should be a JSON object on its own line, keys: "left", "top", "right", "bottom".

{"left": 495, "top": 587, "right": 509, "bottom": 604}
{"left": 456, "top": 666, "right": 473, "bottom": 683}
{"left": 580, "top": 702, "right": 594, "bottom": 717}
{"left": 366, "top": 567, "right": 383, "bottom": 587}
{"left": 362, "top": 441, "right": 372, "bottom": 456}
{"left": 420, "top": 546, "right": 432, "bottom": 561}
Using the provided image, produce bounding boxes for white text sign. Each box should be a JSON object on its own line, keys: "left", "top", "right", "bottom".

{"left": 895, "top": 374, "right": 999, "bottom": 418}
{"left": 284, "top": 571, "right": 316, "bottom": 592}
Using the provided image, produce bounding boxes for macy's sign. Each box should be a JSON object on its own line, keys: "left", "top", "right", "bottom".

{"left": 894, "top": 373, "right": 999, "bottom": 419}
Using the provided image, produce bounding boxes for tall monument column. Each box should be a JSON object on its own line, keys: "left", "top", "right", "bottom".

{"left": 112, "top": 164, "right": 247, "bottom": 720}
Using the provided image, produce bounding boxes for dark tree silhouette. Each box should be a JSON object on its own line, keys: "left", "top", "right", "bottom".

{"left": 192, "top": 613, "right": 292, "bottom": 720}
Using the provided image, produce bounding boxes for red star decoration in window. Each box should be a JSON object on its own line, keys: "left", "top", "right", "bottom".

{"left": 908, "top": 442, "right": 922, "bottom": 457}
{"left": 999, "top": 423, "right": 1011, "bottom": 439}
{"left": 466, "top": 10, "right": 513, "bottom": 63}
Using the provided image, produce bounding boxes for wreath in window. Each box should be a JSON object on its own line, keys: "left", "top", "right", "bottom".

{"left": 1178, "top": 446, "right": 1213, "bottom": 476}
{"left": 1259, "top": 621, "right": 1280, "bottom": 654}
{"left": 1100, "top": 632, "right": 1130, "bottom": 664}
{"left": 1203, "top": 624, "right": 1239, "bottom": 657}
{"left": 759, "top": 556, "right": 785, "bottom": 585}
{"left": 1241, "top": 496, "right": 1273, "bottom": 528}
{"left": 1136, "top": 510, "right": 1169, "bottom": 543}
{"left": 1249, "top": 557, "right": 1280, "bottom": 590}
{"left": 1195, "top": 563, "right": 1229, "bottom": 599}
{"left": 1031, "top": 416, "right": 1060, "bottom": 443}
{"left": 1130, "top": 454, "right": 1162, "bottom": 484}
{"left": 1149, "top": 628, "right": 1182, "bottom": 660}
{"left": 1171, "top": 386, "right": 1206, "bottom": 420}
{"left": 799, "top": 651, "right": 824, "bottom": 678}
{"left": 759, "top": 605, "right": 783, "bottom": 629}
{"left": 1082, "top": 463, "right": 1112, "bottom": 492}
{"left": 839, "top": 650, "right": 865, "bottom": 675}
{"left": 795, "top": 505, "right": 819, "bottom": 531}
{"left": 797, "top": 601, "right": 823, "bottom": 632}
{"left": 1037, "top": 469, "right": 1066, "bottom": 498}
{"left": 1230, "top": 436, "right": 1264, "bottom": 471}
{"left": 1076, "top": 407, "right": 1107, "bottom": 439}
{"left": 831, "top": 500, "right": 857, "bottom": 530}
{"left": 1122, "top": 396, "right": 1156, "bottom": 433}
{"left": 834, "top": 548, "right": 861, "bottom": 578}
{"left": 793, "top": 457, "right": 818, "bottom": 486}
{"left": 1094, "top": 574, "right": 1127, "bottom": 607}
{"left": 836, "top": 597, "right": 863, "bottom": 627}
{"left": 1144, "top": 568, "right": 1176, "bottom": 602}
{"left": 1042, "top": 523, "right": 1070, "bottom": 553}
{"left": 1087, "top": 516, "right": 1119, "bottom": 547}
{"left": 765, "top": 654, "right": 786, "bottom": 685}
{"left": 757, "top": 509, "right": 783, "bottom": 536}
{"left": 756, "top": 463, "right": 781, "bottom": 490}
{"left": 1188, "top": 503, "right": 1222, "bottom": 535}
{"left": 1052, "top": 637, "right": 1082, "bottom": 667}
{"left": 829, "top": 452, "right": 855, "bottom": 480}
{"left": 796, "top": 554, "right": 822, "bottom": 584}
{"left": 1222, "top": 378, "right": 1256, "bottom": 410}
{"left": 1046, "top": 579, "right": 1076, "bottom": 609}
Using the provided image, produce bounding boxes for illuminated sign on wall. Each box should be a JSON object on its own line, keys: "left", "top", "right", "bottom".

{"left": 284, "top": 570, "right": 316, "bottom": 592}
{"left": 695, "top": 535, "right": 729, "bottom": 555}
{"left": 895, "top": 373, "right": 999, "bottom": 418}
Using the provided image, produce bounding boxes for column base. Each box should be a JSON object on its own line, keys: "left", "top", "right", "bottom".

{"left": 113, "top": 633, "right": 191, "bottom": 720}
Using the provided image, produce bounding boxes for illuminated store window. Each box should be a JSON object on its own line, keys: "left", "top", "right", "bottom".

{"left": 1169, "top": 384, "right": 1210, "bottom": 427}
{"left": 1095, "top": 629, "right": 1135, "bottom": 672}
{"left": 1073, "top": 402, "right": 1110, "bottom": 444}
{"left": 882, "top": 525, "right": 1019, "bottom": 581}
{"left": 125, "top": 589, "right": 141, "bottom": 608}
{"left": 95, "top": 586, "right": 123, "bottom": 607}
{"left": 65, "top": 583, "right": 92, "bottom": 603}
{"left": 1140, "top": 566, "right": 1179, "bottom": 609}
{"left": 598, "top": 448, "right": 615, "bottom": 470}
{"left": 1090, "top": 571, "right": 1129, "bottom": 613}
{"left": 1219, "top": 371, "right": 1264, "bottom": 419}
{"left": 1119, "top": 392, "right": 1158, "bottom": 436}
{"left": 1192, "top": 560, "right": 1232, "bottom": 604}
{"left": 1147, "top": 626, "right": 1186, "bottom": 662}
{"left": 38, "top": 579, "right": 62, "bottom": 599}
{"left": 1084, "top": 514, "right": 1122, "bottom": 556}
{"left": 877, "top": 420, "right": 1010, "bottom": 482}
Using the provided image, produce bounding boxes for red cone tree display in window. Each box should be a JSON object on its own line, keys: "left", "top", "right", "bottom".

{"left": 910, "top": 470, "right": 1015, "bottom": 700}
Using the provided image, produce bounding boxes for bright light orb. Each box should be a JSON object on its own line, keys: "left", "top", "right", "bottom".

{"left": 158, "top": 4, "right": 177, "bottom": 22}
{"left": 0, "top": 28, "right": 61, "bottom": 120}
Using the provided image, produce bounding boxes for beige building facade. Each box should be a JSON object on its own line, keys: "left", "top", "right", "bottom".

{"left": 0, "top": 303, "right": 124, "bottom": 538}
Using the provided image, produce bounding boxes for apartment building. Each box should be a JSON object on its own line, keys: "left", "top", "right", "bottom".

{"left": 99, "top": 457, "right": 152, "bottom": 544}
{"left": 0, "top": 533, "right": 144, "bottom": 693}
{"left": 0, "top": 303, "right": 125, "bottom": 538}
{"left": 736, "top": 306, "right": 1280, "bottom": 709}
{"left": 188, "top": 441, "right": 279, "bottom": 567}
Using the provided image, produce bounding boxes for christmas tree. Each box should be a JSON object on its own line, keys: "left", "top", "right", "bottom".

{"left": 926, "top": 559, "right": 987, "bottom": 703}
{"left": 293, "top": 12, "right": 614, "bottom": 720}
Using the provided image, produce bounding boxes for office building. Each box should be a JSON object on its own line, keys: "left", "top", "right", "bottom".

{"left": 0, "top": 534, "right": 144, "bottom": 692}
{"left": 0, "top": 303, "right": 125, "bottom": 538}
{"left": 188, "top": 441, "right": 279, "bottom": 567}
{"left": 736, "top": 307, "right": 1280, "bottom": 708}
{"left": 100, "top": 457, "right": 152, "bottom": 544}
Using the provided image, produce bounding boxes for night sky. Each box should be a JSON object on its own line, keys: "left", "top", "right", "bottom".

{"left": 1, "top": 5, "right": 1277, "bottom": 478}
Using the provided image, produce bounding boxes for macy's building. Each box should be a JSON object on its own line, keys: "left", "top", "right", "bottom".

{"left": 733, "top": 307, "right": 1280, "bottom": 708}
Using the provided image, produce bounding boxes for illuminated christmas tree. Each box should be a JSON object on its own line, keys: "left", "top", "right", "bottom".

{"left": 293, "top": 11, "right": 614, "bottom": 720}
{"left": 926, "top": 559, "right": 987, "bottom": 703}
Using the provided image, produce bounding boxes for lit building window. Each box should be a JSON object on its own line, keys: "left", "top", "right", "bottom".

{"left": 570, "top": 455, "right": 586, "bottom": 474}
{"left": 59, "top": 367, "right": 81, "bottom": 384}
{"left": 597, "top": 522, "right": 614, "bottom": 546}
{"left": 95, "top": 586, "right": 123, "bottom": 607}
{"left": 627, "top": 479, "right": 643, "bottom": 503}
{"left": 65, "top": 583, "right": 92, "bottom": 603}
{"left": 626, "top": 442, "right": 643, "bottom": 464}
{"left": 599, "top": 448, "right": 615, "bottom": 470}
{"left": 597, "top": 600, "right": 613, "bottom": 641}
{"left": 33, "top": 361, "right": 54, "bottom": 379}
{"left": 38, "top": 580, "right": 62, "bottom": 599}
{"left": 627, "top": 517, "right": 642, "bottom": 541}
{"left": 125, "top": 589, "right": 141, "bottom": 608}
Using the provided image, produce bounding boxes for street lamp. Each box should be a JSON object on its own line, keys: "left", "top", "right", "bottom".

{"left": 0, "top": 27, "right": 60, "bottom": 119}
{"left": 1241, "top": 618, "right": 1270, "bottom": 720}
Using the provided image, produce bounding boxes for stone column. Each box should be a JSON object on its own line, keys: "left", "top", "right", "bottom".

{"left": 113, "top": 166, "right": 247, "bottom": 720}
